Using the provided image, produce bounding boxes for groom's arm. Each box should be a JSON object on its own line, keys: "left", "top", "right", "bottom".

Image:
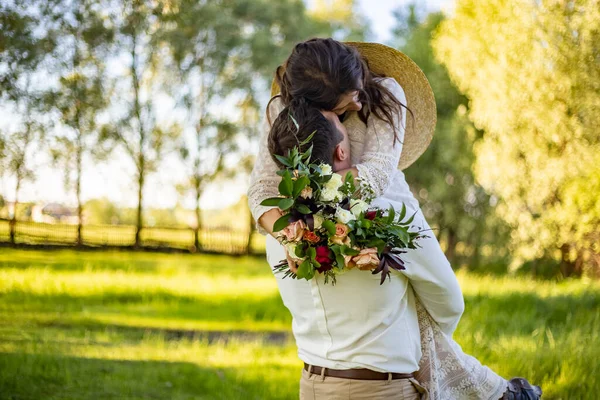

{"left": 400, "top": 209, "right": 465, "bottom": 337}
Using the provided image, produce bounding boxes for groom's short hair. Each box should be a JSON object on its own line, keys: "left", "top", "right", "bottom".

{"left": 268, "top": 100, "right": 343, "bottom": 168}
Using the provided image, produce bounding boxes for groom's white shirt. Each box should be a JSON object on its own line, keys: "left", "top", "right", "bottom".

{"left": 257, "top": 78, "right": 464, "bottom": 373}
{"left": 265, "top": 183, "right": 464, "bottom": 373}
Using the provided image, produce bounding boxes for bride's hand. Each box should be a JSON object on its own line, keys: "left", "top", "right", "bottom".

{"left": 285, "top": 250, "right": 299, "bottom": 274}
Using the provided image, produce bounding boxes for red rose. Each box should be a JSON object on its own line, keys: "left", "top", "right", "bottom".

{"left": 365, "top": 211, "right": 377, "bottom": 220}
{"left": 315, "top": 245, "right": 333, "bottom": 273}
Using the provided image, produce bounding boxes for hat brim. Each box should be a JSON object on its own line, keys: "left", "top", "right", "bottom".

{"left": 270, "top": 41, "right": 436, "bottom": 170}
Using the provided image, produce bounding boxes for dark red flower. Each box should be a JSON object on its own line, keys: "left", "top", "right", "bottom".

{"left": 315, "top": 246, "right": 334, "bottom": 273}
{"left": 365, "top": 211, "right": 377, "bottom": 220}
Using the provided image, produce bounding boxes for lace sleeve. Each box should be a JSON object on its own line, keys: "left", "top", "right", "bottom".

{"left": 247, "top": 97, "right": 285, "bottom": 235}
{"left": 355, "top": 77, "right": 406, "bottom": 196}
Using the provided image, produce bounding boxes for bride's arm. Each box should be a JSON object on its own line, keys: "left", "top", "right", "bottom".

{"left": 247, "top": 97, "right": 285, "bottom": 236}
{"left": 341, "top": 77, "right": 406, "bottom": 196}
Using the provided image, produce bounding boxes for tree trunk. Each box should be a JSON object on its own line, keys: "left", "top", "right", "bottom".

{"left": 445, "top": 227, "right": 458, "bottom": 267}
{"left": 194, "top": 180, "right": 202, "bottom": 252}
{"left": 131, "top": 31, "right": 145, "bottom": 249}
{"left": 135, "top": 166, "right": 144, "bottom": 248}
{"left": 9, "top": 177, "right": 21, "bottom": 245}
{"left": 76, "top": 143, "right": 83, "bottom": 246}
{"left": 559, "top": 243, "right": 580, "bottom": 277}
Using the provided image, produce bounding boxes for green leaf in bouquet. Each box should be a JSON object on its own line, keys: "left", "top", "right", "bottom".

{"left": 322, "top": 220, "right": 337, "bottom": 236}
{"left": 260, "top": 197, "right": 284, "bottom": 207}
{"left": 278, "top": 198, "right": 294, "bottom": 210}
{"left": 302, "top": 144, "right": 313, "bottom": 162}
{"left": 398, "top": 203, "right": 407, "bottom": 222}
{"left": 275, "top": 154, "right": 293, "bottom": 168}
{"left": 359, "top": 219, "right": 372, "bottom": 229}
{"left": 295, "top": 244, "right": 306, "bottom": 258}
{"left": 343, "top": 171, "right": 356, "bottom": 192}
{"left": 366, "top": 238, "right": 386, "bottom": 253}
{"left": 335, "top": 254, "right": 346, "bottom": 269}
{"left": 273, "top": 214, "right": 290, "bottom": 233}
{"left": 387, "top": 206, "right": 396, "bottom": 224}
{"left": 307, "top": 246, "right": 317, "bottom": 262}
{"left": 299, "top": 131, "right": 316, "bottom": 146}
{"left": 340, "top": 245, "right": 360, "bottom": 256}
{"left": 292, "top": 176, "right": 310, "bottom": 197}
{"left": 403, "top": 210, "right": 418, "bottom": 225}
{"left": 296, "top": 259, "right": 314, "bottom": 279}
{"left": 297, "top": 204, "right": 311, "bottom": 214}
{"left": 279, "top": 171, "right": 294, "bottom": 197}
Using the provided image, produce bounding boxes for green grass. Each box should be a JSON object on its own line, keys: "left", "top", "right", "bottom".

{"left": 0, "top": 249, "right": 599, "bottom": 399}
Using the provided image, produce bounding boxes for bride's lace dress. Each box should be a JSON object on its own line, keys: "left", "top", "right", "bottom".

{"left": 248, "top": 77, "right": 507, "bottom": 399}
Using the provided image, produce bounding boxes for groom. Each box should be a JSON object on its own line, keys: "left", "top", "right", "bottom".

{"left": 267, "top": 104, "right": 542, "bottom": 400}
{"left": 266, "top": 103, "right": 466, "bottom": 399}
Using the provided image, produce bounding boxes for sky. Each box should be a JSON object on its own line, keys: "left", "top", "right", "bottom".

{"left": 1, "top": 0, "right": 453, "bottom": 211}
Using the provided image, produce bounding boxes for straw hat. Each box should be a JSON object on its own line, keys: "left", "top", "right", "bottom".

{"left": 270, "top": 41, "right": 436, "bottom": 170}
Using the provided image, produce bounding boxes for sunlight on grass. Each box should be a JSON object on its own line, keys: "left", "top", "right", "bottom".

{"left": 1, "top": 248, "right": 599, "bottom": 399}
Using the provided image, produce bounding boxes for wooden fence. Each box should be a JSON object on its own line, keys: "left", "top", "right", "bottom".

{"left": 0, "top": 220, "right": 266, "bottom": 254}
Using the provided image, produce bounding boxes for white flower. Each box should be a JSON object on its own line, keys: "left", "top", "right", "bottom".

{"left": 320, "top": 187, "right": 342, "bottom": 202}
{"left": 313, "top": 214, "right": 324, "bottom": 230}
{"left": 319, "top": 163, "right": 332, "bottom": 176}
{"left": 350, "top": 199, "right": 370, "bottom": 217}
{"left": 324, "top": 173, "right": 343, "bottom": 191}
{"left": 335, "top": 208, "right": 356, "bottom": 224}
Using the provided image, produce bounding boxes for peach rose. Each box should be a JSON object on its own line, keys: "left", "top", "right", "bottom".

{"left": 303, "top": 230, "right": 320, "bottom": 244}
{"left": 343, "top": 254, "right": 357, "bottom": 269}
{"left": 282, "top": 220, "right": 306, "bottom": 242}
{"left": 352, "top": 248, "right": 380, "bottom": 271}
{"left": 331, "top": 223, "right": 349, "bottom": 245}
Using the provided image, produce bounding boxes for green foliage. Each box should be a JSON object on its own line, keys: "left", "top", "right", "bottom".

{"left": 434, "top": 0, "right": 600, "bottom": 275}
{"left": 391, "top": 5, "right": 511, "bottom": 270}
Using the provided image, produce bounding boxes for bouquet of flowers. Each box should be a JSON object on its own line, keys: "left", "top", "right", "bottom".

{"left": 261, "top": 133, "right": 427, "bottom": 285}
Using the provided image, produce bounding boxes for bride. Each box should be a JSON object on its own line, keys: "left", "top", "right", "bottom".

{"left": 248, "top": 38, "right": 541, "bottom": 400}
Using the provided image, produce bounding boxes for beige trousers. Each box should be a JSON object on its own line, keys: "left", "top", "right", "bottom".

{"left": 299, "top": 367, "right": 429, "bottom": 400}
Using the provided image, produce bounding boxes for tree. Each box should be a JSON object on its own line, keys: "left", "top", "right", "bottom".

{"left": 0, "top": 1, "right": 59, "bottom": 244}
{"left": 391, "top": 6, "right": 509, "bottom": 268}
{"left": 105, "top": 0, "right": 181, "bottom": 248}
{"left": 45, "top": 0, "right": 115, "bottom": 245}
{"left": 157, "top": 0, "right": 336, "bottom": 251}
{"left": 434, "top": 0, "right": 600, "bottom": 276}
{"left": 308, "top": 0, "right": 367, "bottom": 41}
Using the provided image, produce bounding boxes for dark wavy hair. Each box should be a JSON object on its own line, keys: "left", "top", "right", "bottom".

{"left": 267, "top": 38, "right": 411, "bottom": 145}
{"left": 268, "top": 97, "right": 343, "bottom": 168}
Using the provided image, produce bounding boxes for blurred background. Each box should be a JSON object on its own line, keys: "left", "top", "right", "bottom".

{"left": 0, "top": 0, "right": 598, "bottom": 399}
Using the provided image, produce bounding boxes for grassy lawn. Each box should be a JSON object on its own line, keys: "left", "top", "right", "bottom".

{"left": 0, "top": 249, "right": 599, "bottom": 399}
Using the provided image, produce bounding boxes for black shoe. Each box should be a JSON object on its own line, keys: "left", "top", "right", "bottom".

{"left": 501, "top": 377, "right": 543, "bottom": 400}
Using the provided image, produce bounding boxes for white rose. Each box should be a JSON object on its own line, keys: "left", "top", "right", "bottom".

{"left": 320, "top": 187, "right": 342, "bottom": 202}
{"left": 350, "top": 199, "right": 370, "bottom": 217}
{"left": 313, "top": 214, "right": 324, "bottom": 230}
{"left": 319, "top": 163, "right": 332, "bottom": 176}
{"left": 324, "top": 173, "right": 343, "bottom": 191}
{"left": 335, "top": 208, "right": 356, "bottom": 224}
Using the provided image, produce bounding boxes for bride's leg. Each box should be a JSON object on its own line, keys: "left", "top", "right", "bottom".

{"left": 409, "top": 286, "right": 509, "bottom": 400}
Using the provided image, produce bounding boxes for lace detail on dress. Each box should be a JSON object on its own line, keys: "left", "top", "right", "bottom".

{"left": 247, "top": 98, "right": 286, "bottom": 235}
{"left": 354, "top": 77, "right": 406, "bottom": 197}
{"left": 355, "top": 152, "right": 398, "bottom": 196}
{"left": 412, "top": 285, "right": 508, "bottom": 400}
